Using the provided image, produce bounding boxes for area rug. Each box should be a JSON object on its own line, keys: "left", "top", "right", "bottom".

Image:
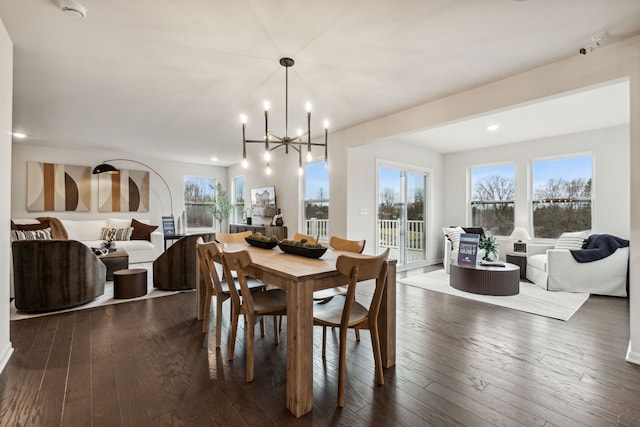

{"left": 398, "top": 269, "right": 589, "bottom": 321}
{"left": 10, "top": 263, "right": 185, "bottom": 321}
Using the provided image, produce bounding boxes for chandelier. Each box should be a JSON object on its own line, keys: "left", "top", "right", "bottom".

{"left": 241, "top": 57, "right": 328, "bottom": 176}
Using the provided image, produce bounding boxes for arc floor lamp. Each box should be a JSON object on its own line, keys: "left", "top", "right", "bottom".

{"left": 92, "top": 159, "right": 174, "bottom": 217}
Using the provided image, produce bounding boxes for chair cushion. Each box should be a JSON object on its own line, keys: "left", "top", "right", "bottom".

{"left": 527, "top": 254, "right": 547, "bottom": 272}
{"left": 554, "top": 230, "right": 589, "bottom": 250}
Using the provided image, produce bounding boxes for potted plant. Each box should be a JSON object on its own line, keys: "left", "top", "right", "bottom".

{"left": 479, "top": 235, "right": 499, "bottom": 261}
{"left": 211, "top": 182, "right": 231, "bottom": 232}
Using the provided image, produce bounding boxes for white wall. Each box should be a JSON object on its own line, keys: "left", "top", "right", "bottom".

{"left": 0, "top": 16, "right": 14, "bottom": 372}
{"left": 443, "top": 125, "right": 630, "bottom": 239}
{"left": 347, "top": 140, "right": 443, "bottom": 260}
{"left": 11, "top": 144, "right": 226, "bottom": 230}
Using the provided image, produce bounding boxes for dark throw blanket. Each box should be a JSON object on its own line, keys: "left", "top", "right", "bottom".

{"left": 570, "top": 234, "right": 629, "bottom": 263}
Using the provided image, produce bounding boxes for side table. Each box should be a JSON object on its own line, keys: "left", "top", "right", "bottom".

{"left": 506, "top": 252, "right": 527, "bottom": 280}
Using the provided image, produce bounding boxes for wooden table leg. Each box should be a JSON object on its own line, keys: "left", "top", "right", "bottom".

{"left": 379, "top": 260, "right": 396, "bottom": 368}
{"left": 286, "top": 278, "right": 314, "bottom": 417}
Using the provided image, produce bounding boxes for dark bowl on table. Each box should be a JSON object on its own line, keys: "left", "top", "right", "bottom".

{"left": 245, "top": 237, "right": 279, "bottom": 249}
{"left": 278, "top": 242, "right": 328, "bottom": 258}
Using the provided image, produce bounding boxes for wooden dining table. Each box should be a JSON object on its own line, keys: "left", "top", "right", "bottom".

{"left": 204, "top": 243, "right": 397, "bottom": 418}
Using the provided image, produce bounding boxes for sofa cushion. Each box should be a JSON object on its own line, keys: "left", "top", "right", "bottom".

{"left": 11, "top": 228, "right": 52, "bottom": 241}
{"left": 528, "top": 253, "right": 547, "bottom": 272}
{"left": 554, "top": 230, "right": 589, "bottom": 250}
{"left": 108, "top": 218, "right": 133, "bottom": 229}
{"left": 62, "top": 219, "right": 108, "bottom": 241}
{"left": 11, "top": 219, "right": 50, "bottom": 231}
{"left": 131, "top": 218, "right": 158, "bottom": 241}
{"left": 116, "top": 240, "right": 154, "bottom": 251}
{"left": 101, "top": 227, "right": 133, "bottom": 241}
{"left": 442, "top": 226, "right": 464, "bottom": 251}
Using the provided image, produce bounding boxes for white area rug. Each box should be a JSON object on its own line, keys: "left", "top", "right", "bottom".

{"left": 10, "top": 263, "right": 184, "bottom": 321}
{"left": 399, "top": 269, "right": 590, "bottom": 321}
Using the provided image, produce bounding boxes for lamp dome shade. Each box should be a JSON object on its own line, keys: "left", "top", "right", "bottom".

{"left": 92, "top": 163, "right": 119, "bottom": 174}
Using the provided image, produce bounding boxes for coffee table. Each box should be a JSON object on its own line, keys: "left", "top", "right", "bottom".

{"left": 450, "top": 261, "right": 520, "bottom": 296}
{"left": 98, "top": 249, "right": 129, "bottom": 281}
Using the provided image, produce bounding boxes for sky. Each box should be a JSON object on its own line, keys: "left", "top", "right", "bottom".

{"left": 305, "top": 161, "right": 329, "bottom": 199}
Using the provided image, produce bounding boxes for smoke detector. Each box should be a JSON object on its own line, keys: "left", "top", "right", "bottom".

{"left": 60, "top": 0, "right": 87, "bottom": 19}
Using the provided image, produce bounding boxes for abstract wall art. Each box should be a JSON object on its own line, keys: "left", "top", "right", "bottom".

{"left": 97, "top": 168, "right": 149, "bottom": 212}
{"left": 27, "top": 162, "right": 91, "bottom": 212}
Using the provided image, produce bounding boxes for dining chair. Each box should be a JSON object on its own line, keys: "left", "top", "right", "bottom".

{"left": 313, "top": 248, "right": 389, "bottom": 407}
{"left": 215, "top": 230, "right": 252, "bottom": 244}
{"left": 313, "top": 236, "right": 366, "bottom": 303}
{"left": 292, "top": 232, "right": 319, "bottom": 244}
{"left": 196, "top": 241, "right": 265, "bottom": 343}
{"left": 222, "top": 247, "right": 288, "bottom": 382}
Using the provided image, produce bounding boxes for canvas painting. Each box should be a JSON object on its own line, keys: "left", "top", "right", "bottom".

{"left": 97, "top": 169, "right": 150, "bottom": 212}
{"left": 27, "top": 162, "right": 91, "bottom": 212}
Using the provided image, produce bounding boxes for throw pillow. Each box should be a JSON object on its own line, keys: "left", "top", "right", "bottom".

{"left": 442, "top": 226, "right": 465, "bottom": 251}
{"left": 11, "top": 219, "right": 50, "bottom": 231}
{"left": 554, "top": 230, "right": 590, "bottom": 250}
{"left": 131, "top": 218, "right": 158, "bottom": 241}
{"left": 11, "top": 228, "right": 53, "bottom": 241}
{"left": 100, "top": 227, "right": 133, "bottom": 241}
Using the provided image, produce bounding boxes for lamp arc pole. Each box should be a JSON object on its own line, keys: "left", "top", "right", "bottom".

{"left": 92, "top": 158, "right": 174, "bottom": 217}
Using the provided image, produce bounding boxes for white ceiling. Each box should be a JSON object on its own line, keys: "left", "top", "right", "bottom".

{"left": 1, "top": 0, "right": 639, "bottom": 166}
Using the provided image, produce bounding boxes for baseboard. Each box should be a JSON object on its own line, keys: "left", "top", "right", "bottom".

{"left": 625, "top": 341, "right": 640, "bottom": 365}
{"left": 0, "top": 341, "right": 14, "bottom": 374}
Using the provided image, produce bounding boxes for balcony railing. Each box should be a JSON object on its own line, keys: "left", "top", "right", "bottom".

{"left": 304, "top": 218, "right": 329, "bottom": 241}
{"left": 379, "top": 219, "right": 424, "bottom": 249}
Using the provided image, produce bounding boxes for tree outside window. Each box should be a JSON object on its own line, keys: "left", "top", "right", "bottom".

{"left": 532, "top": 156, "right": 592, "bottom": 238}
{"left": 470, "top": 164, "right": 515, "bottom": 236}
{"left": 184, "top": 176, "right": 215, "bottom": 228}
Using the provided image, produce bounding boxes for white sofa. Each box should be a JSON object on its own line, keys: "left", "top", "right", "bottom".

{"left": 13, "top": 218, "right": 163, "bottom": 263}
{"left": 526, "top": 243, "right": 629, "bottom": 297}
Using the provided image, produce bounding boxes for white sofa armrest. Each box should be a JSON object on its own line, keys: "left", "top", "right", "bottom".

{"left": 444, "top": 239, "right": 453, "bottom": 273}
{"left": 150, "top": 231, "right": 164, "bottom": 261}
{"left": 526, "top": 243, "right": 554, "bottom": 257}
{"left": 547, "top": 247, "right": 629, "bottom": 296}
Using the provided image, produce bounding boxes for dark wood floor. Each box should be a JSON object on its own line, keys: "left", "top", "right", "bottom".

{"left": 2, "top": 268, "right": 640, "bottom": 426}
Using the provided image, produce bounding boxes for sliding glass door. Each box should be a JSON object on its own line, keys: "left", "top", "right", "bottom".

{"left": 377, "top": 166, "right": 428, "bottom": 267}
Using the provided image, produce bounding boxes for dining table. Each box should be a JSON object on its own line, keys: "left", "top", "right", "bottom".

{"left": 199, "top": 243, "right": 397, "bottom": 418}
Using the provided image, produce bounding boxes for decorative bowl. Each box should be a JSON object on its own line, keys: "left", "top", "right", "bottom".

{"left": 278, "top": 242, "right": 328, "bottom": 258}
{"left": 245, "top": 237, "right": 279, "bottom": 249}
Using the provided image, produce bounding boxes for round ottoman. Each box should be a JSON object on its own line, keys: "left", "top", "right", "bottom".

{"left": 113, "top": 268, "right": 148, "bottom": 299}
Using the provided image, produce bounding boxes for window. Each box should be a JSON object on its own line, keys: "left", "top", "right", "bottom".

{"left": 303, "top": 161, "right": 329, "bottom": 240}
{"left": 470, "top": 164, "right": 515, "bottom": 236}
{"left": 531, "top": 155, "right": 592, "bottom": 238}
{"left": 184, "top": 176, "right": 215, "bottom": 229}
{"left": 233, "top": 176, "right": 245, "bottom": 224}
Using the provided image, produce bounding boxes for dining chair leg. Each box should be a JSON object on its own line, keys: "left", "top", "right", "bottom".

{"left": 246, "top": 315, "right": 256, "bottom": 382}
{"left": 338, "top": 325, "right": 348, "bottom": 407}
{"left": 202, "top": 288, "right": 212, "bottom": 334}
{"left": 228, "top": 306, "right": 239, "bottom": 361}
{"left": 273, "top": 315, "right": 279, "bottom": 345}
{"left": 355, "top": 328, "right": 360, "bottom": 341}
{"left": 214, "top": 297, "right": 223, "bottom": 347}
{"left": 259, "top": 318, "right": 265, "bottom": 337}
{"left": 278, "top": 315, "right": 283, "bottom": 331}
{"left": 370, "top": 325, "right": 384, "bottom": 385}
{"left": 322, "top": 326, "right": 327, "bottom": 358}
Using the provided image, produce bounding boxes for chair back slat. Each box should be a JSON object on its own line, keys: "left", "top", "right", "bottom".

{"left": 329, "top": 236, "right": 366, "bottom": 253}
{"left": 216, "top": 230, "right": 252, "bottom": 244}
{"left": 221, "top": 248, "right": 255, "bottom": 313}
{"left": 197, "top": 241, "right": 226, "bottom": 297}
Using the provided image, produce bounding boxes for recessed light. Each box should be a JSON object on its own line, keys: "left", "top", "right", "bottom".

{"left": 487, "top": 124, "right": 500, "bottom": 132}
{"left": 60, "top": 0, "right": 87, "bottom": 18}
{"left": 210, "top": 157, "right": 219, "bottom": 162}
{"left": 13, "top": 132, "right": 27, "bottom": 139}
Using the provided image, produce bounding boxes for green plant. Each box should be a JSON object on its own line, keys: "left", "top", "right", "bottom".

{"left": 211, "top": 182, "right": 231, "bottom": 231}
{"left": 479, "top": 235, "right": 498, "bottom": 261}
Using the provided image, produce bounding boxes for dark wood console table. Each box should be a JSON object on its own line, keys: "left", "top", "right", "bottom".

{"left": 450, "top": 261, "right": 520, "bottom": 296}
{"left": 229, "top": 224, "right": 287, "bottom": 240}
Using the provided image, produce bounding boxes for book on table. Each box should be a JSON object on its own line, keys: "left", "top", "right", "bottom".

{"left": 457, "top": 233, "right": 480, "bottom": 265}
{"left": 162, "top": 216, "right": 176, "bottom": 236}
